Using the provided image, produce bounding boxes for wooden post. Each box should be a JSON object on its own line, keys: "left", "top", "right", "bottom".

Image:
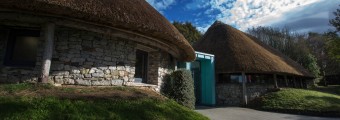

{"left": 293, "top": 77, "right": 297, "bottom": 88}
{"left": 284, "top": 75, "right": 288, "bottom": 87}
{"left": 39, "top": 23, "right": 55, "bottom": 83}
{"left": 300, "top": 78, "right": 303, "bottom": 88}
{"left": 242, "top": 72, "right": 247, "bottom": 105}
{"left": 273, "top": 74, "right": 278, "bottom": 88}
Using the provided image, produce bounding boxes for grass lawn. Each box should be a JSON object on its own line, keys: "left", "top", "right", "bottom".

{"left": 0, "top": 83, "right": 208, "bottom": 120}
{"left": 311, "top": 85, "right": 340, "bottom": 96}
{"left": 248, "top": 88, "right": 340, "bottom": 117}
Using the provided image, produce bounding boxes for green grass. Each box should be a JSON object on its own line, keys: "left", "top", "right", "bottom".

{"left": 0, "top": 83, "right": 208, "bottom": 120}
{"left": 248, "top": 88, "right": 340, "bottom": 117}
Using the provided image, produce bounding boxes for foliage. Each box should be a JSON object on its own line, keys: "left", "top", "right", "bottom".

{"left": 330, "top": 5, "right": 340, "bottom": 32}
{"left": 326, "top": 5, "right": 340, "bottom": 68}
{"left": 325, "top": 34, "right": 340, "bottom": 62}
{"left": 162, "top": 69, "right": 195, "bottom": 109}
{"left": 0, "top": 84, "right": 208, "bottom": 120}
{"left": 300, "top": 54, "right": 320, "bottom": 77}
{"left": 247, "top": 27, "right": 306, "bottom": 62}
{"left": 306, "top": 32, "right": 340, "bottom": 76}
{"left": 173, "top": 21, "right": 202, "bottom": 45}
{"left": 248, "top": 88, "right": 340, "bottom": 117}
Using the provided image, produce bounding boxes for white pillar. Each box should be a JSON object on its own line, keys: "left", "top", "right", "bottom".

{"left": 242, "top": 72, "right": 247, "bottom": 105}
{"left": 273, "top": 74, "right": 278, "bottom": 88}
{"left": 39, "top": 23, "right": 55, "bottom": 83}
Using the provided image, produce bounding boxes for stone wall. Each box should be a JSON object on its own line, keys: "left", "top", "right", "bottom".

{"left": 246, "top": 84, "right": 274, "bottom": 100}
{"left": 157, "top": 52, "right": 175, "bottom": 91}
{"left": 0, "top": 26, "right": 174, "bottom": 89}
{"left": 146, "top": 51, "right": 174, "bottom": 91}
{"left": 216, "top": 83, "right": 274, "bottom": 106}
{"left": 217, "top": 83, "right": 242, "bottom": 105}
{"left": 50, "top": 27, "right": 137, "bottom": 86}
{"left": 148, "top": 51, "right": 161, "bottom": 85}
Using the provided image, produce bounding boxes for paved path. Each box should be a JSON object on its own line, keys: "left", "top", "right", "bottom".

{"left": 195, "top": 106, "right": 339, "bottom": 120}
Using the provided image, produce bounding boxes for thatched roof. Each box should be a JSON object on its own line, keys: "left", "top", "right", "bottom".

{"left": 193, "top": 21, "right": 313, "bottom": 77}
{"left": 0, "top": 0, "right": 194, "bottom": 61}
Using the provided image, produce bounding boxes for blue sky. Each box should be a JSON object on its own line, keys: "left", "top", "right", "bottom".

{"left": 146, "top": 0, "right": 340, "bottom": 33}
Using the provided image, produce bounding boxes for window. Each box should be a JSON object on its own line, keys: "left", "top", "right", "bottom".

{"left": 230, "top": 75, "right": 243, "bottom": 83}
{"left": 4, "top": 28, "right": 40, "bottom": 67}
{"left": 134, "top": 50, "right": 148, "bottom": 83}
{"left": 218, "top": 73, "right": 275, "bottom": 84}
{"left": 218, "top": 73, "right": 244, "bottom": 84}
{"left": 247, "top": 74, "right": 274, "bottom": 84}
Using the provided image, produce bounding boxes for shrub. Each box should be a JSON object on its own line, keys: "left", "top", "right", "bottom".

{"left": 161, "top": 69, "right": 195, "bottom": 109}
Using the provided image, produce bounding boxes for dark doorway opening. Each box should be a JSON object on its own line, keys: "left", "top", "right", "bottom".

{"left": 191, "top": 61, "right": 201, "bottom": 105}
{"left": 135, "top": 50, "right": 148, "bottom": 83}
{"left": 4, "top": 28, "right": 40, "bottom": 67}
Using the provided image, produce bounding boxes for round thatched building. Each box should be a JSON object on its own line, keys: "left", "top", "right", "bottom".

{"left": 0, "top": 0, "right": 195, "bottom": 91}
{"left": 193, "top": 21, "right": 313, "bottom": 105}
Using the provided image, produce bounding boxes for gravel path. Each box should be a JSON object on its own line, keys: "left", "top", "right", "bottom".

{"left": 195, "top": 106, "right": 339, "bottom": 120}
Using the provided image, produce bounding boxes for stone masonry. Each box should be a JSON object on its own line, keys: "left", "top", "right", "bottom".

{"left": 0, "top": 26, "right": 175, "bottom": 89}
{"left": 217, "top": 83, "right": 274, "bottom": 106}
{"left": 50, "top": 27, "right": 136, "bottom": 86}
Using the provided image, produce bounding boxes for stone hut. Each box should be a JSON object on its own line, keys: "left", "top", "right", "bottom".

{"left": 0, "top": 0, "right": 195, "bottom": 91}
{"left": 193, "top": 21, "right": 314, "bottom": 106}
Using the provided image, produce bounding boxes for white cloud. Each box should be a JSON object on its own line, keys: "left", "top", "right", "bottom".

{"left": 186, "top": 0, "right": 210, "bottom": 10}
{"left": 197, "top": 0, "right": 333, "bottom": 32}
{"left": 146, "top": 0, "right": 176, "bottom": 11}
{"left": 147, "top": 0, "right": 338, "bottom": 33}
{"left": 264, "top": 0, "right": 339, "bottom": 33}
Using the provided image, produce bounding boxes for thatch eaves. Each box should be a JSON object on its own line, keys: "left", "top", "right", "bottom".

{"left": 0, "top": 0, "right": 195, "bottom": 61}
{"left": 193, "top": 21, "right": 313, "bottom": 77}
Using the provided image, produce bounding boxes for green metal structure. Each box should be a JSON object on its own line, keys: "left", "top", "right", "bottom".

{"left": 178, "top": 51, "right": 216, "bottom": 106}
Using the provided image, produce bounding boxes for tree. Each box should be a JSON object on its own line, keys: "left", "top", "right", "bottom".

{"left": 301, "top": 54, "right": 320, "bottom": 78}
{"left": 328, "top": 5, "right": 340, "bottom": 60}
{"left": 247, "top": 26, "right": 321, "bottom": 77}
{"left": 330, "top": 5, "right": 340, "bottom": 32}
{"left": 325, "top": 31, "right": 340, "bottom": 62}
{"left": 173, "top": 21, "right": 202, "bottom": 45}
{"left": 305, "top": 32, "right": 328, "bottom": 80}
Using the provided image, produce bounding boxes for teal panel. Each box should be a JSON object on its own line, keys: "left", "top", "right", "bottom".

{"left": 177, "top": 51, "right": 215, "bottom": 106}
{"left": 199, "top": 59, "right": 215, "bottom": 105}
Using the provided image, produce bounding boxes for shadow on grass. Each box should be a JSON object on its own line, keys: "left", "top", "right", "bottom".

{"left": 0, "top": 97, "right": 206, "bottom": 120}
{"left": 247, "top": 91, "right": 340, "bottom": 118}
{"left": 311, "top": 85, "right": 340, "bottom": 96}
{"left": 305, "top": 96, "right": 340, "bottom": 104}
{"left": 0, "top": 100, "right": 30, "bottom": 119}
{"left": 305, "top": 95, "right": 340, "bottom": 113}
{"left": 249, "top": 95, "right": 340, "bottom": 118}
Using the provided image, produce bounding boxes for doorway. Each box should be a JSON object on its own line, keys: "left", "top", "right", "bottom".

{"left": 191, "top": 61, "right": 202, "bottom": 105}
{"left": 135, "top": 50, "right": 148, "bottom": 83}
